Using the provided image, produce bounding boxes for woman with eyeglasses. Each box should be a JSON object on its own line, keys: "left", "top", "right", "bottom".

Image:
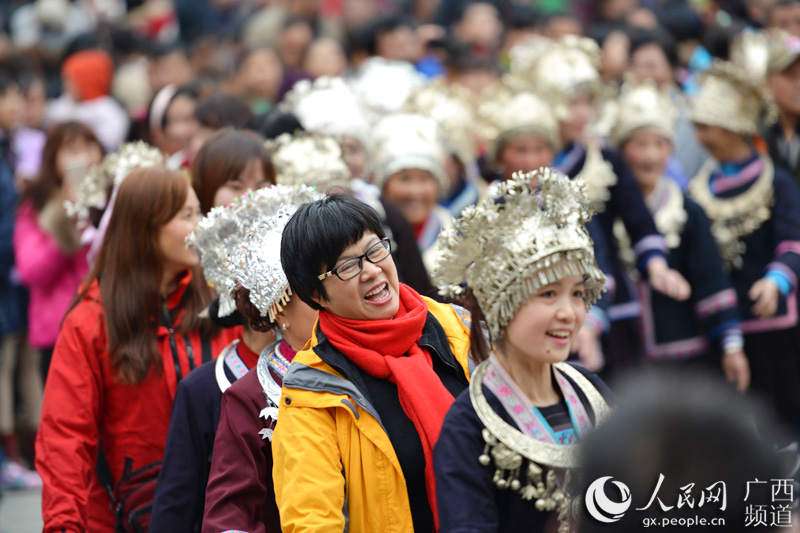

{"left": 272, "top": 193, "right": 473, "bottom": 532}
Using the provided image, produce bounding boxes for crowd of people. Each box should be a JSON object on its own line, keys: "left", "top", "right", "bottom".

{"left": 1, "top": 0, "right": 800, "bottom": 531}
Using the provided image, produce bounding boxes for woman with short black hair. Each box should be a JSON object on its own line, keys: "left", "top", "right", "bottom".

{"left": 273, "top": 193, "right": 473, "bottom": 532}
{"left": 280, "top": 193, "right": 387, "bottom": 309}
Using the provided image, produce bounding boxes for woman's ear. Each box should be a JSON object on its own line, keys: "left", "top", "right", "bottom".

{"left": 309, "top": 290, "right": 328, "bottom": 311}
{"left": 275, "top": 309, "right": 288, "bottom": 330}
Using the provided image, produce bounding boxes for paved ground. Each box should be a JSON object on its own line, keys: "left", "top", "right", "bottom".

{"left": 0, "top": 488, "right": 42, "bottom": 533}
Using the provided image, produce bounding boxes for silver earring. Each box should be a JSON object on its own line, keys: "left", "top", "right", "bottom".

{"left": 281, "top": 323, "right": 287, "bottom": 331}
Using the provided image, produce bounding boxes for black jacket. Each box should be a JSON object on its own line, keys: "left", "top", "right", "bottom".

{"left": 435, "top": 364, "right": 613, "bottom": 533}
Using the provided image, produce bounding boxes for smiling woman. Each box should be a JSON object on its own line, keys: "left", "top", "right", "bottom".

{"left": 273, "top": 193, "right": 473, "bottom": 532}
{"left": 433, "top": 168, "right": 613, "bottom": 533}
{"left": 372, "top": 113, "right": 452, "bottom": 274}
{"left": 35, "top": 167, "right": 240, "bottom": 532}
{"left": 191, "top": 129, "right": 276, "bottom": 214}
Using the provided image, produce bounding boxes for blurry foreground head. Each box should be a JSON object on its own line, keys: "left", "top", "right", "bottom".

{"left": 580, "top": 370, "right": 790, "bottom": 533}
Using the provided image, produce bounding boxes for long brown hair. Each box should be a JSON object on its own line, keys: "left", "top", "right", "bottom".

{"left": 21, "top": 121, "right": 101, "bottom": 211}
{"left": 463, "top": 288, "right": 492, "bottom": 364}
{"left": 77, "top": 167, "right": 217, "bottom": 384}
{"left": 191, "top": 128, "right": 276, "bottom": 213}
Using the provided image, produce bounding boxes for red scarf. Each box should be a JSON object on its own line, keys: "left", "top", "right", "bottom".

{"left": 319, "top": 284, "right": 454, "bottom": 529}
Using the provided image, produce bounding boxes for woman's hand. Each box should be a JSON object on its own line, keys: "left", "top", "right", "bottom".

{"left": 647, "top": 257, "right": 691, "bottom": 301}
{"left": 571, "top": 327, "right": 605, "bottom": 372}
{"left": 722, "top": 350, "right": 750, "bottom": 393}
{"left": 749, "top": 278, "right": 780, "bottom": 318}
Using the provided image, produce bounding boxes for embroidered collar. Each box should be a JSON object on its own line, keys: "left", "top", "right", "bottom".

{"left": 555, "top": 143, "right": 586, "bottom": 176}
{"left": 647, "top": 178, "right": 687, "bottom": 250}
{"left": 256, "top": 341, "right": 293, "bottom": 441}
{"left": 236, "top": 338, "right": 261, "bottom": 369}
{"left": 483, "top": 358, "right": 593, "bottom": 444}
{"left": 689, "top": 155, "right": 775, "bottom": 271}
{"left": 416, "top": 210, "right": 444, "bottom": 251}
{"left": 469, "top": 359, "right": 611, "bottom": 533}
{"left": 613, "top": 177, "right": 687, "bottom": 277}
{"left": 557, "top": 144, "right": 617, "bottom": 212}
{"left": 257, "top": 341, "right": 291, "bottom": 408}
{"left": 215, "top": 340, "right": 242, "bottom": 393}
{"left": 711, "top": 153, "right": 763, "bottom": 195}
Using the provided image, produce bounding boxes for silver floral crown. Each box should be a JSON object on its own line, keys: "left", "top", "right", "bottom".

{"left": 186, "top": 185, "right": 322, "bottom": 317}
{"left": 610, "top": 80, "right": 678, "bottom": 147}
{"left": 690, "top": 59, "right": 777, "bottom": 135}
{"left": 434, "top": 168, "right": 606, "bottom": 339}
{"left": 266, "top": 132, "right": 352, "bottom": 192}
{"left": 226, "top": 185, "right": 322, "bottom": 321}
{"left": 505, "top": 35, "right": 601, "bottom": 119}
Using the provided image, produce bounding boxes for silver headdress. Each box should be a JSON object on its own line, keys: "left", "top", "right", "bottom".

{"left": 226, "top": 185, "right": 322, "bottom": 321}
{"left": 280, "top": 76, "right": 372, "bottom": 152}
{"left": 348, "top": 57, "right": 426, "bottom": 125}
{"left": 404, "top": 79, "right": 480, "bottom": 168}
{"left": 609, "top": 81, "right": 677, "bottom": 147}
{"left": 765, "top": 30, "right": 800, "bottom": 75}
{"left": 435, "top": 168, "right": 605, "bottom": 339}
{"left": 371, "top": 113, "right": 448, "bottom": 191}
{"left": 506, "top": 35, "right": 601, "bottom": 119}
{"left": 186, "top": 185, "right": 320, "bottom": 317}
{"left": 476, "top": 83, "right": 560, "bottom": 164}
{"left": 690, "top": 59, "right": 776, "bottom": 135}
{"left": 731, "top": 29, "right": 772, "bottom": 80}
{"left": 728, "top": 28, "right": 800, "bottom": 78}
{"left": 267, "top": 133, "right": 352, "bottom": 193}
{"left": 64, "top": 141, "right": 165, "bottom": 228}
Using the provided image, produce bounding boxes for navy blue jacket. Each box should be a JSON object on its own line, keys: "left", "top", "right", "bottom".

{"left": 642, "top": 196, "right": 740, "bottom": 360}
{"left": 724, "top": 166, "right": 800, "bottom": 327}
{"left": 435, "top": 363, "right": 613, "bottom": 533}
{"left": 0, "top": 134, "right": 26, "bottom": 337}
{"left": 561, "top": 145, "right": 666, "bottom": 314}
{"left": 149, "top": 354, "right": 242, "bottom": 533}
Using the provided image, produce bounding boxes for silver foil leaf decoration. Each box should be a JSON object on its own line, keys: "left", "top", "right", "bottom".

{"left": 226, "top": 185, "right": 322, "bottom": 320}
{"left": 187, "top": 185, "right": 322, "bottom": 318}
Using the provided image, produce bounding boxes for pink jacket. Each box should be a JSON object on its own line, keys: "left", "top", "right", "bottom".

{"left": 13, "top": 200, "right": 90, "bottom": 348}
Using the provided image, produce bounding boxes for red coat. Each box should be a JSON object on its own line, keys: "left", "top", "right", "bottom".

{"left": 36, "top": 272, "right": 241, "bottom": 532}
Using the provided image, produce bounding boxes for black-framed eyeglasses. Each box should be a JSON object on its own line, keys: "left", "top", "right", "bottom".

{"left": 318, "top": 239, "right": 392, "bottom": 281}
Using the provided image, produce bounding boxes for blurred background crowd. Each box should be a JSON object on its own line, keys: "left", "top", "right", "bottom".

{"left": 0, "top": 0, "right": 799, "bottom": 523}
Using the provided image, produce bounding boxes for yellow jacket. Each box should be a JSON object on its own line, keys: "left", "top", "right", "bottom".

{"left": 272, "top": 298, "right": 473, "bottom": 532}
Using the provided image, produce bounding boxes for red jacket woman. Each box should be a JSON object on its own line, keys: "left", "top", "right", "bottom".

{"left": 36, "top": 167, "right": 239, "bottom": 532}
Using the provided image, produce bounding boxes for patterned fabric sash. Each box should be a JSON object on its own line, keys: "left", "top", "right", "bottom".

{"left": 482, "top": 357, "right": 593, "bottom": 445}
{"left": 266, "top": 341, "right": 292, "bottom": 378}
{"left": 417, "top": 212, "right": 443, "bottom": 253}
{"left": 711, "top": 156, "right": 764, "bottom": 195}
{"left": 224, "top": 345, "right": 251, "bottom": 380}
{"left": 555, "top": 143, "right": 587, "bottom": 176}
